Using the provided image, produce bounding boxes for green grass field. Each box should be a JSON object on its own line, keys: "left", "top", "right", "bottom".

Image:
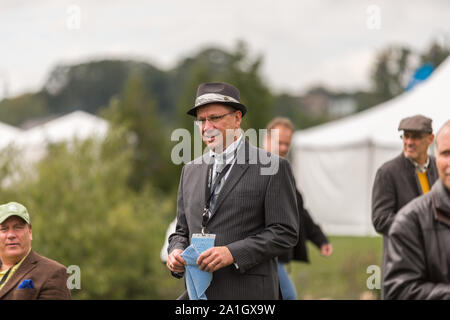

{"left": 163, "top": 236, "right": 383, "bottom": 300}
{"left": 288, "top": 236, "right": 383, "bottom": 300}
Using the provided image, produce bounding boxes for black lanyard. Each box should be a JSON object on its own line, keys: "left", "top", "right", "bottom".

{"left": 0, "top": 266, "right": 14, "bottom": 285}
{"left": 202, "top": 163, "right": 232, "bottom": 235}
{"left": 201, "top": 138, "right": 243, "bottom": 235}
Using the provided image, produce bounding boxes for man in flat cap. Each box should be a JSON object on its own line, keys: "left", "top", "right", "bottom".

{"left": 384, "top": 120, "right": 450, "bottom": 299}
{"left": 167, "top": 82, "right": 299, "bottom": 299}
{"left": 0, "top": 202, "right": 70, "bottom": 299}
{"left": 372, "top": 114, "right": 438, "bottom": 297}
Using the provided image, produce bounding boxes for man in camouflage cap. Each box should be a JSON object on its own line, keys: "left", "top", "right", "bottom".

{"left": 0, "top": 202, "right": 70, "bottom": 299}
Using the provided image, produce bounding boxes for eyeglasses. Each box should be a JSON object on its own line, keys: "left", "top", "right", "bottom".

{"left": 400, "top": 132, "right": 428, "bottom": 140}
{"left": 194, "top": 111, "right": 235, "bottom": 127}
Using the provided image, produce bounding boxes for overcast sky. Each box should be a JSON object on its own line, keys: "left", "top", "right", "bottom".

{"left": 0, "top": 0, "right": 449, "bottom": 99}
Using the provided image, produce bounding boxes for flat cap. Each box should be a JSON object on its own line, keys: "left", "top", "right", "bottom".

{"left": 398, "top": 114, "right": 433, "bottom": 133}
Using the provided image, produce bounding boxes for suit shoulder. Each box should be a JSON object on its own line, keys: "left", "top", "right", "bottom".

{"left": 248, "top": 143, "right": 286, "bottom": 165}
{"left": 33, "top": 251, "right": 67, "bottom": 271}
{"left": 246, "top": 141, "right": 268, "bottom": 155}
{"left": 249, "top": 146, "right": 291, "bottom": 177}
{"left": 378, "top": 153, "right": 404, "bottom": 173}
{"left": 185, "top": 151, "right": 214, "bottom": 166}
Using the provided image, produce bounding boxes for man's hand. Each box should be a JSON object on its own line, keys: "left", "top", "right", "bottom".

{"left": 167, "top": 249, "right": 186, "bottom": 273}
{"left": 197, "top": 246, "right": 234, "bottom": 273}
{"left": 320, "top": 243, "right": 333, "bottom": 257}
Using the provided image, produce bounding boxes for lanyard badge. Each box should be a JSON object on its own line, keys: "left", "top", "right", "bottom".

{"left": 201, "top": 207, "right": 211, "bottom": 236}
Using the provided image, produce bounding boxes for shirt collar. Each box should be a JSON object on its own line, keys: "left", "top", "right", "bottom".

{"left": 209, "top": 133, "right": 243, "bottom": 164}
{"left": 0, "top": 248, "right": 31, "bottom": 271}
{"left": 407, "top": 156, "right": 430, "bottom": 173}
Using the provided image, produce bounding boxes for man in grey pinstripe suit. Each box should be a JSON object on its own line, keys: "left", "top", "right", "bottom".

{"left": 167, "top": 82, "right": 299, "bottom": 300}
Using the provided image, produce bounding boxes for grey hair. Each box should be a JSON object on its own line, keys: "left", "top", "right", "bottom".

{"left": 436, "top": 120, "right": 450, "bottom": 147}
{"left": 265, "top": 117, "right": 295, "bottom": 136}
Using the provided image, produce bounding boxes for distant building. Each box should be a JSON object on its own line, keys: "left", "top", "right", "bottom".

{"left": 328, "top": 96, "right": 357, "bottom": 118}
{"left": 301, "top": 87, "right": 357, "bottom": 118}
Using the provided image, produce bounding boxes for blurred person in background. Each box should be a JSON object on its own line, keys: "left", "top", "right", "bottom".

{"left": 372, "top": 114, "right": 438, "bottom": 297}
{"left": 0, "top": 202, "right": 70, "bottom": 300}
{"left": 384, "top": 120, "right": 450, "bottom": 299}
{"left": 265, "top": 117, "right": 332, "bottom": 300}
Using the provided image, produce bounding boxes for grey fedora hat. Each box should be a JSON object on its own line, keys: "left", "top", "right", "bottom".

{"left": 187, "top": 82, "right": 247, "bottom": 117}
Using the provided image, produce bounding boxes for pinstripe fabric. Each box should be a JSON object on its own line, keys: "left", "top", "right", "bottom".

{"left": 168, "top": 138, "right": 299, "bottom": 300}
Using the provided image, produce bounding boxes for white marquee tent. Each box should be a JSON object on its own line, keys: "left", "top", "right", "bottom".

{"left": 291, "top": 57, "right": 450, "bottom": 236}
{"left": 0, "top": 111, "right": 109, "bottom": 187}
{"left": 12, "top": 110, "right": 109, "bottom": 163}
{"left": 0, "top": 121, "right": 22, "bottom": 149}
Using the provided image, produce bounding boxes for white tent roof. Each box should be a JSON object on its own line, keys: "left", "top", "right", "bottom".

{"left": 291, "top": 57, "right": 450, "bottom": 236}
{"left": 1, "top": 111, "right": 109, "bottom": 186}
{"left": 0, "top": 121, "right": 22, "bottom": 149}
{"left": 10, "top": 110, "right": 109, "bottom": 164}
{"left": 294, "top": 56, "right": 450, "bottom": 149}
{"left": 15, "top": 110, "right": 109, "bottom": 147}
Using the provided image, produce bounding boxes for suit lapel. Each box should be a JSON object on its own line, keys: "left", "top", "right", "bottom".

{"left": 0, "top": 250, "right": 38, "bottom": 299}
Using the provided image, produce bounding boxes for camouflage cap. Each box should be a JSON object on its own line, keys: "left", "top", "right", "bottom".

{"left": 0, "top": 202, "right": 31, "bottom": 225}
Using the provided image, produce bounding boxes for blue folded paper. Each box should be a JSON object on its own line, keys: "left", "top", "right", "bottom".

{"left": 181, "top": 234, "right": 215, "bottom": 300}
{"left": 18, "top": 279, "right": 34, "bottom": 289}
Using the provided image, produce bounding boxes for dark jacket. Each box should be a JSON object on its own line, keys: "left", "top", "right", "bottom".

{"left": 372, "top": 152, "right": 439, "bottom": 298}
{"left": 278, "top": 189, "right": 329, "bottom": 264}
{"left": 372, "top": 152, "right": 438, "bottom": 236}
{"left": 0, "top": 250, "right": 71, "bottom": 300}
{"left": 169, "top": 139, "right": 299, "bottom": 300}
{"left": 384, "top": 180, "right": 450, "bottom": 300}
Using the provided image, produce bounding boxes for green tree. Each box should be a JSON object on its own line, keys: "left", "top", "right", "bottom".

{"left": 0, "top": 92, "right": 48, "bottom": 126}
{"left": 43, "top": 60, "right": 169, "bottom": 117}
{"left": 102, "top": 73, "right": 178, "bottom": 193}
{"left": 174, "top": 57, "right": 219, "bottom": 161}
{"left": 221, "top": 41, "right": 274, "bottom": 133}
{"left": 420, "top": 39, "right": 450, "bottom": 67}
{"left": 174, "top": 42, "right": 275, "bottom": 153}
{"left": 0, "top": 132, "right": 180, "bottom": 299}
{"left": 370, "top": 46, "right": 413, "bottom": 104}
{"left": 359, "top": 39, "right": 450, "bottom": 111}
